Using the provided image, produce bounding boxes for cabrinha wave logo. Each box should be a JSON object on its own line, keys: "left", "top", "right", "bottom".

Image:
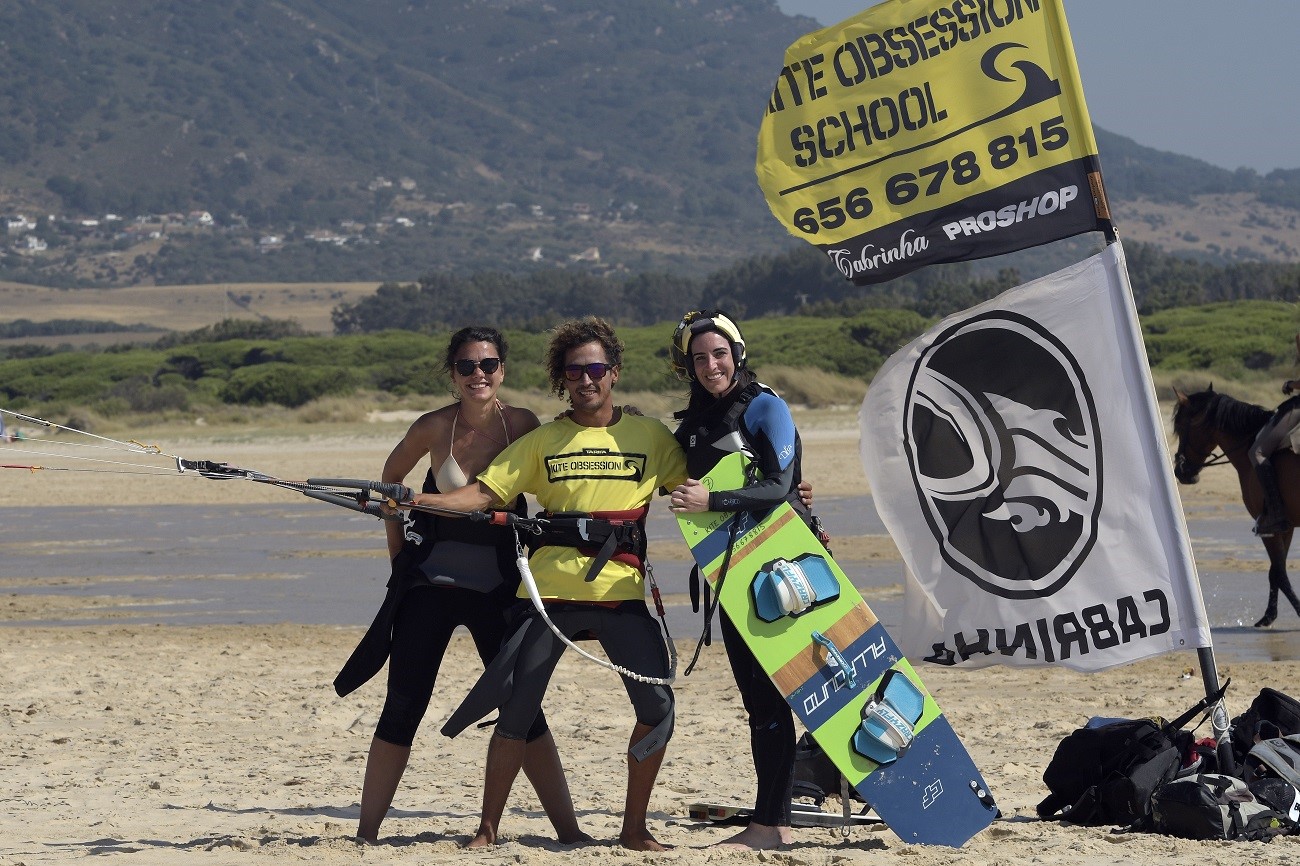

{"left": 901, "top": 312, "right": 1102, "bottom": 599}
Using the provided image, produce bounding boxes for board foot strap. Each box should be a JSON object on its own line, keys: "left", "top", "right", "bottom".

{"left": 852, "top": 668, "right": 927, "bottom": 766}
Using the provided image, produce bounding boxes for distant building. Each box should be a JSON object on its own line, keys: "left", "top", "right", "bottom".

{"left": 5, "top": 215, "right": 35, "bottom": 234}
{"left": 306, "top": 230, "right": 344, "bottom": 244}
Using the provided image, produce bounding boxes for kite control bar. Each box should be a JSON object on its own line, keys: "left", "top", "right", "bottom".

{"left": 304, "top": 477, "right": 415, "bottom": 520}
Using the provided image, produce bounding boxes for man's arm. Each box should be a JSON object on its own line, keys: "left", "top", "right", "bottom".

{"left": 411, "top": 479, "right": 502, "bottom": 515}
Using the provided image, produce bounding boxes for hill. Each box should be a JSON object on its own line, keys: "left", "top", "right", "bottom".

{"left": 0, "top": 0, "right": 808, "bottom": 284}
{"left": 0, "top": 0, "right": 1299, "bottom": 292}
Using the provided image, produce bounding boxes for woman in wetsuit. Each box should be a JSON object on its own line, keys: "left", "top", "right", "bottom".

{"left": 666, "top": 310, "right": 813, "bottom": 850}
{"left": 336, "top": 326, "right": 584, "bottom": 844}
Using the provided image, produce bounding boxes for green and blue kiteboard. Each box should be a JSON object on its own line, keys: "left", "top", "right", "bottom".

{"left": 676, "top": 453, "right": 996, "bottom": 847}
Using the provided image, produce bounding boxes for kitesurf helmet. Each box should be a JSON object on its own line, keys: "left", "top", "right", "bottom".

{"left": 670, "top": 309, "right": 747, "bottom": 382}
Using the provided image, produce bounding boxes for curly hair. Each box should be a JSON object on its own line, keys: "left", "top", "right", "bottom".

{"left": 443, "top": 325, "right": 508, "bottom": 374}
{"left": 545, "top": 316, "right": 624, "bottom": 396}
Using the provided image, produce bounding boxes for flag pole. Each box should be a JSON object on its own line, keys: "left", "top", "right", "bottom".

{"left": 1100, "top": 225, "right": 1235, "bottom": 773}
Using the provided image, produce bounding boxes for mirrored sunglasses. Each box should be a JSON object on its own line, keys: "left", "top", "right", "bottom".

{"left": 563, "top": 362, "right": 614, "bottom": 381}
{"left": 453, "top": 357, "right": 501, "bottom": 376}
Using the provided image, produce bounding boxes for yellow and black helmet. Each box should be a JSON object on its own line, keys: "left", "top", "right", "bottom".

{"left": 669, "top": 309, "right": 747, "bottom": 381}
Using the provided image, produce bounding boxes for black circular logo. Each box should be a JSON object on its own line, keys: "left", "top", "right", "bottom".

{"left": 902, "top": 312, "right": 1101, "bottom": 599}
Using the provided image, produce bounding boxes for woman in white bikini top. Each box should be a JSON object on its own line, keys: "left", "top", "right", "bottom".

{"left": 435, "top": 397, "right": 514, "bottom": 490}
{"left": 350, "top": 326, "right": 583, "bottom": 846}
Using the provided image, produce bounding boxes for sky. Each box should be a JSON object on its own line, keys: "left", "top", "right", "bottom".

{"left": 774, "top": 1, "right": 1299, "bottom": 174}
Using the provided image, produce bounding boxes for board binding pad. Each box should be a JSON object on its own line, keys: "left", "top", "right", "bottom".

{"left": 675, "top": 453, "right": 996, "bottom": 847}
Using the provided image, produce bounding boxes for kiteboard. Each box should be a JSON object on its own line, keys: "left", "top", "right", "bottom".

{"left": 675, "top": 453, "right": 996, "bottom": 847}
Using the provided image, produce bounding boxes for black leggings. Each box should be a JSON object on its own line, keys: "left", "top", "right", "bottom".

{"left": 376, "top": 585, "right": 546, "bottom": 747}
{"left": 494, "top": 601, "right": 673, "bottom": 742}
{"left": 721, "top": 613, "right": 795, "bottom": 826}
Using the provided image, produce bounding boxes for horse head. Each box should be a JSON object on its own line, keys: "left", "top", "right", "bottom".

{"left": 1171, "top": 386, "right": 1218, "bottom": 484}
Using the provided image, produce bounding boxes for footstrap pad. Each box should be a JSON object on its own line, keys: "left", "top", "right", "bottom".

{"left": 751, "top": 555, "right": 840, "bottom": 622}
{"left": 852, "top": 669, "right": 927, "bottom": 766}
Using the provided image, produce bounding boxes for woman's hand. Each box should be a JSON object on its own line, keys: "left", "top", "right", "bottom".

{"left": 669, "top": 478, "right": 711, "bottom": 513}
{"left": 798, "top": 479, "right": 813, "bottom": 510}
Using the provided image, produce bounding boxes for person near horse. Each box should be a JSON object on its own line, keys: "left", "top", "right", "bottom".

{"left": 334, "top": 325, "right": 584, "bottom": 845}
{"left": 414, "top": 316, "right": 687, "bottom": 851}
{"left": 666, "top": 309, "right": 817, "bottom": 850}
{"left": 1249, "top": 333, "right": 1300, "bottom": 537}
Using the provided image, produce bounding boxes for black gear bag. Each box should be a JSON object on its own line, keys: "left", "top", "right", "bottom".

{"left": 1037, "top": 717, "right": 1182, "bottom": 826}
{"left": 1150, "top": 772, "right": 1296, "bottom": 841}
{"left": 1230, "top": 688, "right": 1300, "bottom": 766}
{"left": 1037, "top": 682, "right": 1229, "bottom": 827}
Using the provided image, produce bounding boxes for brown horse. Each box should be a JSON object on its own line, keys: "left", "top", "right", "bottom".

{"left": 1171, "top": 386, "right": 1300, "bottom": 627}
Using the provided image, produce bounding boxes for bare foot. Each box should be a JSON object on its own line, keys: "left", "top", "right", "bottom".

{"left": 712, "top": 822, "right": 792, "bottom": 850}
{"left": 557, "top": 830, "right": 595, "bottom": 845}
{"left": 619, "top": 828, "right": 670, "bottom": 851}
{"left": 465, "top": 825, "right": 496, "bottom": 848}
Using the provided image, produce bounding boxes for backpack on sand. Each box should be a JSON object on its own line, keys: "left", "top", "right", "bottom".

{"left": 1037, "top": 718, "right": 1182, "bottom": 826}
{"left": 1151, "top": 773, "right": 1295, "bottom": 841}
{"left": 1230, "top": 688, "right": 1300, "bottom": 765}
{"left": 1245, "top": 735, "right": 1300, "bottom": 788}
{"left": 1036, "top": 683, "right": 1229, "bottom": 827}
{"left": 1243, "top": 735, "right": 1300, "bottom": 822}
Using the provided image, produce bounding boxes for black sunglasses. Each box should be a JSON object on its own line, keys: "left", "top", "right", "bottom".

{"left": 453, "top": 357, "right": 502, "bottom": 376}
{"left": 563, "top": 362, "right": 614, "bottom": 381}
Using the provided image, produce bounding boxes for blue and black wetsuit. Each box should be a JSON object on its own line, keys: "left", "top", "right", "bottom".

{"left": 675, "top": 379, "right": 808, "bottom": 827}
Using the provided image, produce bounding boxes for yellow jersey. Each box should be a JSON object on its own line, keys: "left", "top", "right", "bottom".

{"left": 479, "top": 412, "right": 687, "bottom": 601}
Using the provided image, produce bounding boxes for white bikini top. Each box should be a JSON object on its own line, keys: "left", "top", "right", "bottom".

{"left": 434, "top": 451, "right": 470, "bottom": 492}
{"left": 435, "top": 402, "right": 511, "bottom": 491}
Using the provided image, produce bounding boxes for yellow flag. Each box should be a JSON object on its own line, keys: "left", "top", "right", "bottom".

{"left": 756, "top": 0, "right": 1109, "bottom": 284}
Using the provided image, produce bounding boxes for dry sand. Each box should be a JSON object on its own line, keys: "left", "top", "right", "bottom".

{"left": 3, "top": 411, "right": 1298, "bottom": 864}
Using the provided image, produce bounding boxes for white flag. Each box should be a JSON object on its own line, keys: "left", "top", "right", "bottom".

{"left": 860, "top": 241, "right": 1211, "bottom": 672}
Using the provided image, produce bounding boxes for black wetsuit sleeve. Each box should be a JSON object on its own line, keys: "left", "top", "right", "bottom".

{"left": 706, "top": 391, "right": 798, "bottom": 513}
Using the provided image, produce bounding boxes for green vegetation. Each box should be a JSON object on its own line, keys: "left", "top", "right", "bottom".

{"left": 1143, "top": 301, "right": 1300, "bottom": 377}
{"left": 4, "top": 302, "right": 1299, "bottom": 425}
{"left": 0, "top": 316, "right": 883, "bottom": 418}
{"left": 0, "top": 319, "right": 155, "bottom": 339}
{"left": 318, "top": 240, "right": 1300, "bottom": 330}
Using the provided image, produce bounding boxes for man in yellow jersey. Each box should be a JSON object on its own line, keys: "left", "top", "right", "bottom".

{"left": 418, "top": 316, "right": 687, "bottom": 852}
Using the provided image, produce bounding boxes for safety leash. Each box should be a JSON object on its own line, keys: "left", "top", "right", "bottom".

{"left": 511, "top": 527, "right": 677, "bottom": 686}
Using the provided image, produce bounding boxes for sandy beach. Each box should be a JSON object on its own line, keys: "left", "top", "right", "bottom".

{"left": 3, "top": 413, "right": 1299, "bottom": 864}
